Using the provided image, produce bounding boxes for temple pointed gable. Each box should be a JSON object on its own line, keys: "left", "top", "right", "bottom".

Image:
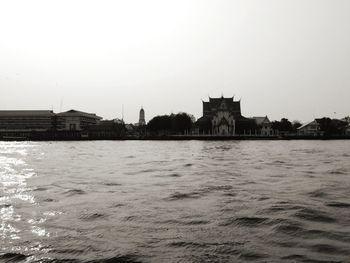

{"left": 218, "top": 116, "right": 229, "bottom": 126}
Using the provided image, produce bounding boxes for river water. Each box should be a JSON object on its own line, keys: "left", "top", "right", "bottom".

{"left": 0, "top": 141, "right": 349, "bottom": 263}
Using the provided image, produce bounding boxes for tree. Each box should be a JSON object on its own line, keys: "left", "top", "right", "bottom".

{"left": 272, "top": 118, "right": 293, "bottom": 134}
{"left": 147, "top": 115, "right": 172, "bottom": 134}
{"left": 171, "top": 113, "right": 193, "bottom": 134}
{"left": 292, "top": 120, "right": 302, "bottom": 132}
{"left": 318, "top": 117, "right": 347, "bottom": 136}
{"left": 147, "top": 112, "right": 194, "bottom": 135}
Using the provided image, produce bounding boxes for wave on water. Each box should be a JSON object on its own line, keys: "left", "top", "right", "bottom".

{"left": 0, "top": 253, "right": 28, "bottom": 263}
{"left": 64, "top": 189, "right": 86, "bottom": 196}
{"left": 166, "top": 191, "right": 201, "bottom": 200}
{"left": 308, "top": 189, "right": 329, "bottom": 198}
{"left": 272, "top": 220, "right": 306, "bottom": 236}
{"left": 79, "top": 211, "right": 108, "bottom": 221}
{"left": 310, "top": 243, "right": 350, "bottom": 255}
{"left": 102, "top": 182, "right": 122, "bottom": 186}
{"left": 220, "top": 216, "right": 269, "bottom": 227}
{"left": 85, "top": 255, "right": 143, "bottom": 263}
{"left": 238, "top": 252, "right": 268, "bottom": 261}
{"left": 167, "top": 173, "right": 182, "bottom": 177}
{"left": 329, "top": 168, "right": 348, "bottom": 175}
{"left": 293, "top": 207, "right": 336, "bottom": 223}
{"left": 326, "top": 201, "right": 350, "bottom": 208}
{"left": 33, "top": 187, "right": 48, "bottom": 191}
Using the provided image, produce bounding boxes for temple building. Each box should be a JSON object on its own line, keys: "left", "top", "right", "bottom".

{"left": 195, "top": 96, "right": 270, "bottom": 136}
{"left": 196, "top": 96, "right": 243, "bottom": 135}
{"left": 138, "top": 107, "right": 146, "bottom": 126}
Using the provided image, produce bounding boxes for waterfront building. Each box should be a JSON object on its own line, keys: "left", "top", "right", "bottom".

{"left": 0, "top": 110, "right": 55, "bottom": 132}
{"left": 250, "top": 116, "right": 273, "bottom": 136}
{"left": 86, "top": 119, "right": 125, "bottom": 139}
{"left": 56, "top": 109, "right": 102, "bottom": 131}
{"left": 125, "top": 124, "right": 136, "bottom": 135}
{"left": 297, "top": 119, "right": 323, "bottom": 136}
{"left": 195, "top": 96, "right": 258, "bottom": 135}
{"left": 195, "top": 96, "right": 240, "bottom": 135}
{"left": 139, "top": 107, "right": 146, "bottom": 126}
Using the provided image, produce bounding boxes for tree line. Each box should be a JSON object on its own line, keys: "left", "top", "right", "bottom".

{"left": 271, "top": 117, "right": 347, "bottom": 135}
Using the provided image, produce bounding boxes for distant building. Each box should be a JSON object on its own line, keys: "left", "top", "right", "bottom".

{"left": 250, "top": 116, "right": 273, "bottom": 136}
{"left": 56, "top": 109, "right": 102, "bottom": 131}
{"left": 125, "top": 123, "right": 137, "bottom": 136}
{"left": 195, "top": 96, "right": 240, "bottom": 135}
{"left": 0, "top": 109, "right": 120, "bottom": 140}
{"left": 0, "top": 110, "right": 55, "bottom": 132}
{"left": 195, "top": 96, "right": 258, "bottom": 135}
{"left": 139, "top": 107, "right": 146, "bottom": 126}
{"left": 297, "top": 119, "right": 323, "bottom": 136}
{"left": 86, "top": 119, "right": 125, "bottom": 139}
{"left": 346, "top": 125, "right": 350, "bottom": 136}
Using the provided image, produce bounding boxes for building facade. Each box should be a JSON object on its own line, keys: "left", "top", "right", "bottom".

{"left": 0, "top": 110, "right": 55, "bottom": 132}
{"left": 56, "top": 109, "right": 102, "bottom": 131}
{"left": 196, "top": 96, "right": 242, "bottom": 135}
{"left": 195, "top": 96, "right": 274, "bottom": 136}
{"left": 250, "top": 116, "right": 273, "bottom": 136}
{"left": 297, "top": 119, "right": 323, "bottom": 136}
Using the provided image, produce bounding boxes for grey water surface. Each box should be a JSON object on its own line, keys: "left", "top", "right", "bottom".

{"left": 0, "top": 141, "right": 350, "bottom": 263}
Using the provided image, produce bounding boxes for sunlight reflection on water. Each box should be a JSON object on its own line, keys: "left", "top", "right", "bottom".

{"left": 0, "top": 142, "right": 49, "bottom": 254}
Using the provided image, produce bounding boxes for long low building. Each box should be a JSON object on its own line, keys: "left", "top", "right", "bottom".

{"left": 0, "top": 109, "right": 102, "bottom": 132}
{"left": 0, "top": 110, "right": 55, "bottom": 132}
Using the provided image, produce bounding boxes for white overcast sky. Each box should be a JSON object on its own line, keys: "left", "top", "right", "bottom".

{"left": 0, "top": 0, "right": 349, "bottom": 123}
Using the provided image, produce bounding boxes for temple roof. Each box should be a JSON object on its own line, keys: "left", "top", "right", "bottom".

{"left": 203, "top": 96, "right": 241, "bottom": 114}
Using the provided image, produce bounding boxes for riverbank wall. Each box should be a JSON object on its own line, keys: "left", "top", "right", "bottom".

{"left": 1, "top": 132, "right": 350, "bottom": 141}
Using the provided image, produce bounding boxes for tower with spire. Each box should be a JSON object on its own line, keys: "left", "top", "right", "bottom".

{"left": 138, "top": 107, "right": 146, "bottom": 126}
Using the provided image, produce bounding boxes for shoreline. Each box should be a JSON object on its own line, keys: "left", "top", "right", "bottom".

{"left": 1, "top": 135, "right": 350, "bottom": 141}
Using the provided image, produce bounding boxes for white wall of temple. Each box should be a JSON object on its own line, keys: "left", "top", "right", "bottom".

{"left": 211, "top": 111, "right": 235, "bottom": 135}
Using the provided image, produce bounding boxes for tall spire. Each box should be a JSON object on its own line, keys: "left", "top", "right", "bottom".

{"left": 139, "top": 106, "right": 146, "bottom": 126}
